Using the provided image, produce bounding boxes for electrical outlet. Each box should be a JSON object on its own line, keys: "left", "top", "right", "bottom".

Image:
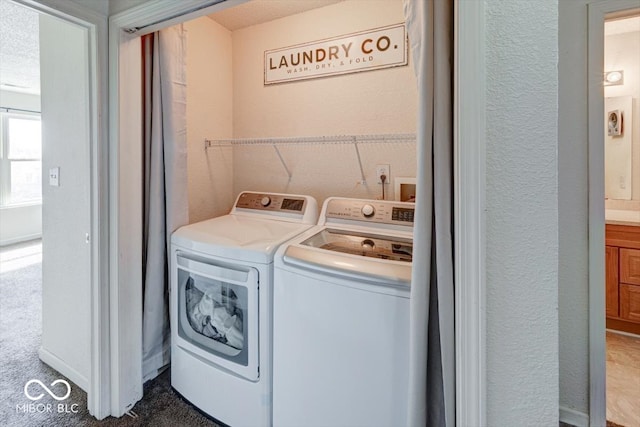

{"left": 620, "top": 176, "right": 626, "bottom": 189}
{"left": 376, "top": 164, "right": 390, "bottom": 184}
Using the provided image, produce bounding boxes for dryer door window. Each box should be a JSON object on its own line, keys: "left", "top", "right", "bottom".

{"left": 175, "top": 254, "right": 259, "bottom": 381}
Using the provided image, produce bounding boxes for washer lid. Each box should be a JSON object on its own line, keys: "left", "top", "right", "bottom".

{"left": 172, "top": 215, "right": 313, "bottom": 264}
{"left": 281, "top": 228, "right": 413, "bottom": 285}
{"left": 300, "top": 229, "right": 412, "bottom": 262}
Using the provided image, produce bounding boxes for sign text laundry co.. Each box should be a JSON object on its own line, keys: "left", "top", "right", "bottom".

{"left": 264, "top": 23, "right": 407, "bottom": 85}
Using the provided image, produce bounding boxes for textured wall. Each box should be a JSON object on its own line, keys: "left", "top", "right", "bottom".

{"left": 230, "top": 0, "right": 416, "bottom": 205}
{"left": 485, "top": 0, "right": 559, "bottom": 424}
{"left": 232, "top": 141, "right": 416, "bottom": 204}
{"left": 558, "top": 0, "right": 591, "bottom": 418}
{"left": 185, "top": 17, "right": 235, "bottom": 222}
{"left": 39, "top": 13, "right": 91, "bottom": 389}
{"left": 184, "top": 1, "right": 415, "bottom": 216}
{"left": 231, "top": 0, "right": 415, "bottom": 139}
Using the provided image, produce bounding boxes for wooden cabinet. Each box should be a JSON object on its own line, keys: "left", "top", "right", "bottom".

{"left": 620, "top": 284, "right": 640, "bottom": 323}
{"left": 606, "top": 246, "right": 619, "bottom": 318}
{"left": 605, "top": 224, "right": 640, "bottom": 335}
{"left": 620, "top": 248, "right": 640, "bottom": 285}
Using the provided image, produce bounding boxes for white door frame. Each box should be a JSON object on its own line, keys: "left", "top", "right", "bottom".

{"left": 455, "top": 0, "right": 486, "bottom": 425}
{"left": 587, "top": 2, "right": 640, "bottom": 426}
{"left": 12, "top": 0, "right": 110, "bottom": 420}
{"left": 109, "top": 0, "right": 487, "bottom": 423}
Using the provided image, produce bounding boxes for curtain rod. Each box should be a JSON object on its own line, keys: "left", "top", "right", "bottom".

{"left": 124, "top": 0, "right": 226, "bottom": 34}
{"left": 0, "top": 106, "right": 40, "bottom": 114}
{"left": 204, "top": 133, "right": 417, "bottom": 148}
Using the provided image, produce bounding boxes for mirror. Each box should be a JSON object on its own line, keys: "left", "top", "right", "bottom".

{"left": 604, "top": 17, "right": 639, "bottom": 202}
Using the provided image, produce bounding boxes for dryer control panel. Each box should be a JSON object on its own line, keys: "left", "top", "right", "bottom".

{"left": 235, "top": 192, "right": 307, "bottom": 212}
{"left": 232, "top": 192, "right": 319, "bottom": 224}
{"left": 323, "top": 198, "right": 415, "bottom": 227}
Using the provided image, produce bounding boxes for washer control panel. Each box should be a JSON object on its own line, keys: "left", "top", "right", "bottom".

{"left": 235, "top": 192, "right": 307, "bottom": 213}
{"left": 324, "top": 198, "right": 415, "bottom": 226}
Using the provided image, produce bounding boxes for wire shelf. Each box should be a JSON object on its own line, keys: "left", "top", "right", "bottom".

{"left": 204, "top": 133, "right": 416, "bottom": 148}
{"left": 203, "top": 133, "right": 416, "bottom": 184}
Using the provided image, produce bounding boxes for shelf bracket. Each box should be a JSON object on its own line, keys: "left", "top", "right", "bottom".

{"left": 352, "top": 137, "right": 367, "bottom": 184}
{"left": 273, "top": 144, "right": 292, "bottom": 181}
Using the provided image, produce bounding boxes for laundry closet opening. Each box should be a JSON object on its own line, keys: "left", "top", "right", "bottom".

{"left": 138, "top": 0, "right": 421, "bottom": 416}
{"left": 120, "top": 0, "right": 454, "bottom": 422}
{"left": 179, "top": 0, "right": 418, "bottom": 224}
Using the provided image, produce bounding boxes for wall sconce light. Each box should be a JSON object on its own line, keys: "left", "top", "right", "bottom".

{"left": 604, "top": 70, "right": 624, "bottom": 86}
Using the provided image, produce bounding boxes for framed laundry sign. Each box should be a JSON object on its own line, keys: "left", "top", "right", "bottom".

{"left": 264, "top": 23, "right": 408, "bottom": 85}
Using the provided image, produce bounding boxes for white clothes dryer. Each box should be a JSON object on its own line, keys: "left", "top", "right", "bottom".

{"left": 273, "top": 197, "right": 414, "bottom": 427}
{"left": 170, "top": 191, "right": 318, "bottom": 427}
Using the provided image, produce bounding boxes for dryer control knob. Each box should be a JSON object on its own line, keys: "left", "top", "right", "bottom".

{"left": 261, "top": 196, "right": 271, "bottom": 207}
{"left": 361, "top": 204, "right": 375, "bottom": 218}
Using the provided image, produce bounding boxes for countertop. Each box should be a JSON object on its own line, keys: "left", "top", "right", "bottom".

{"left": 606, "top": 209, "right": 640, "bottom": 226}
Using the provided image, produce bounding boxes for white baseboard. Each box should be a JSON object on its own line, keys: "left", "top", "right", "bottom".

{"left": 607, "top": 328, "right": 640, "bottom": 339}
{"left": 0, "top": 233, "right": 42, "bottom": 247}
{"left": 38, "top": 346, "right": 89, "bottom": 392}
{"left": 560, "top": 406, "right": 589, "bottom": 427}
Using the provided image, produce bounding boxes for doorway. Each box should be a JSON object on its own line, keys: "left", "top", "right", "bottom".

{"left": 0, "top": 0, "right": 105, "bottom": 421}
{"left": 111, "top": 0, "right": 461, "bottom": 421}
{"left": 586, "top": 1, "right": 640, "bottom": 426}
{"left": 602, "top": 14, "right": 640, "bottom": 427}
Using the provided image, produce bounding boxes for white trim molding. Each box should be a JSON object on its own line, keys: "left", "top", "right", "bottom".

{"left": 587, "top": 1, "right": 640, "bottom": 427}
{"left": 39, "top": 347, "right": 90, "bottom": 393}
{"left": 455, "top": 0, "right": 486, "bottom": 426}
{"left": 107, "top": 23, "right": 143, "bottom": 417}
{"left": 110, "top": 0, "right": 247, "bottom": 36}
{"left": 560, "top": 406, "right": 590, "bottom": 427}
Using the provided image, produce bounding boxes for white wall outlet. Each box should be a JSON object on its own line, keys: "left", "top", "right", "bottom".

{"left": 376, "top": 164, "right": 390, "bottom": 184}
{"left": 49, "top": 167, "right": 60, "bottom": 186}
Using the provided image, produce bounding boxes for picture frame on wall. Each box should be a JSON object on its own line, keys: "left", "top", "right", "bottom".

{"left": 607, "top": 109, "right": 622, "bottom": 137}
{"left": 394, "top": 177, "right": 416, "bottom": 202}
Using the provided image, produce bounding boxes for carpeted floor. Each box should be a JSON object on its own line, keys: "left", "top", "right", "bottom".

{"left": 0, "top": 260, "right": 220, "bottom": 426}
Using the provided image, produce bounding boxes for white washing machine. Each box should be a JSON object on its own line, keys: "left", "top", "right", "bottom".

{"left": 273, "top": 197, "right": 414, "bottom": 427}
{"left": 170, "top": 191, "right": 318, "bottom": 427}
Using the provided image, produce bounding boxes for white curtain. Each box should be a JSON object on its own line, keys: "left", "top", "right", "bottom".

{"left": 142, "top": 25, "right": 189, "bottom": 382}
{"left": 404, "top": 0, "right": 455, "bottom": 426}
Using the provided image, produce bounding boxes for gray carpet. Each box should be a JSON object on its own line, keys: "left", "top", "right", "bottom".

{"left": 0, "top": 261, "right": 220, "bottom": 426}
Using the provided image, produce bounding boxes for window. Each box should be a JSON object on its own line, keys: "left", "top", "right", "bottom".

{"left": 0, "top": 112, "right": 42, "bottom": 207}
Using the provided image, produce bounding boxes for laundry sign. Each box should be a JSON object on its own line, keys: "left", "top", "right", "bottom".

{"left": 264, "top": 23, "right": 407, "bottom": 85}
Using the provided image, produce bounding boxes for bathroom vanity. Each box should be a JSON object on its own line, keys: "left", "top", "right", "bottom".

{"left": 606, "top": 221, "right": 640, "bottom": 335}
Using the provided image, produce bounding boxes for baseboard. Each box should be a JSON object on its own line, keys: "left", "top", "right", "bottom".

{"left": 560, "top": 406, "right": 589, "bottom": 427}
{"left": 38, "top": 346, "right": 89, "bottom": 392}
{"left": 606, "top": 318, "right": 640, "bottom": 335}
{"left": 0, "top": 233, "right": 42, "bottom": 247}
{"left": 607, "top": 327, "right": 640, "bottom": 339}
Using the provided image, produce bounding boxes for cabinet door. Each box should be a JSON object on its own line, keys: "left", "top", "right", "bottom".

{"left": 620, "top": 284, "right": 640, "bottom": 323}
{"left": 620, "top": 248, "right": 640, "bottom": 285}
{"left": 606, "top": 246, "right": 619, "bottom": 318}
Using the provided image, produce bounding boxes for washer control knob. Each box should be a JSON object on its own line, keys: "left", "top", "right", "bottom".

{"left": 260, "top": 196, "right": 271, "bottom": 207}
{"left": 361, "top": 204, "right": 375, "bottom": 218}
{"left": 362, "top": 239, "right": 376, "bottom": 249}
